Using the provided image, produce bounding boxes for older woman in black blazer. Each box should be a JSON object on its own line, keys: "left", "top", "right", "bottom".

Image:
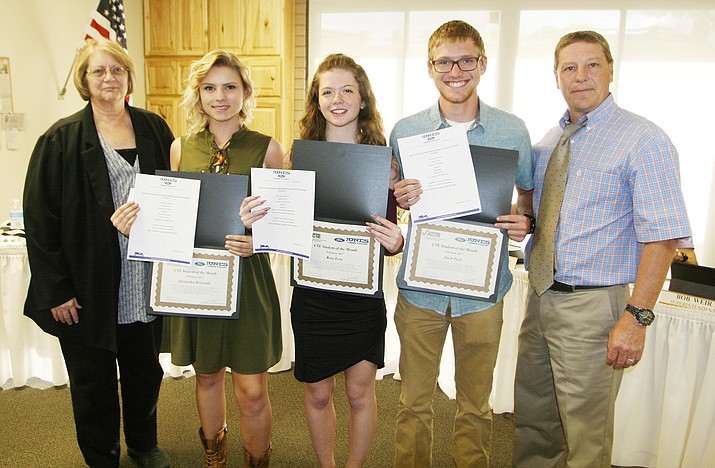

{"left": 23, "top": 39, "right": 173, "bottom": 468}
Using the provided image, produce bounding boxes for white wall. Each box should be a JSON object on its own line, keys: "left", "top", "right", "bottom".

{"left": 0, "top": 0, "right": 145, "bottom": 218}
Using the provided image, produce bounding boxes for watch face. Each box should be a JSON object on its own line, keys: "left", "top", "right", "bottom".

{"left": 640, "top": 308, "right": 655, "bottom": 325}
{"left": 626, "top": 304, "right": 654, "bottom": 326}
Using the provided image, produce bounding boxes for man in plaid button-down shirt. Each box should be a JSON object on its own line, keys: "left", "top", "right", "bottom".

{"left": 514, "top": 30, "right": 692, "bottom": 468}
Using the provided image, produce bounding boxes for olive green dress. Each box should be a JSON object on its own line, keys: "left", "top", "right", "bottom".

{"left": 162, "top": 126, "right": 282, "bottom": 374}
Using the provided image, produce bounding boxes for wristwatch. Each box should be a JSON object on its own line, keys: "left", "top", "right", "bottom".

{"left": 625, "top": 304, "right": 655, "bottom": 326}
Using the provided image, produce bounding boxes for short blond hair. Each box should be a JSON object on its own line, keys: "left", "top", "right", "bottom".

{"left": 73, "top": 39, "right": 135, "bottom": 101}
{"left": 428, "top": 20, "right": 486, "bottom": 60}
{"left": 181, "top": 50, "right": 257, "bottom": 135}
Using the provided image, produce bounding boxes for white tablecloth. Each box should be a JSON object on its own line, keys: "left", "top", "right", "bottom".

{"left": 612, "top": 297, "right": 715, "bottom": 467}
{"left": 0, "top": 243, "right": 69, "bottom": 389}
{"left": 3, "top": 244, "right": 713, "bottom": 466}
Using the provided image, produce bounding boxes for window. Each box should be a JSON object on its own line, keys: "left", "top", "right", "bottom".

{"left": 309, "top": 0, "right": 715, "bottom": 265}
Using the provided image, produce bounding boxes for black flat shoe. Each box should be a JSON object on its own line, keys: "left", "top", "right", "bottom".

{"left": 127, "top": 446, "right": 170, "bottom": 468}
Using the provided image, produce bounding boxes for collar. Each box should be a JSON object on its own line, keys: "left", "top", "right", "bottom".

{"left": 430, "top": 99, "right": 485, "bottom": 132}
{"left": 560, "top": 93, "right": 617, "bottom": 129}
{"left": 201, "top": 124, "right": 247, "bottom": 148}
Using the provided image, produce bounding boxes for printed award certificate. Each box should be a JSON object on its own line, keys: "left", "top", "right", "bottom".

{"left": 292, "top": 221, "right": 383, "bottom": 297}
{"left": 250, "top": 167, "right": 316, "bottom": 259}
{"left": 155, "top": 170, "right": 249, "bottom": 249}
{"left": 397, "top": 126, "right": 481, "bottom": 223}
{"left": 127, "top": 173, "right": 201, "bottom": 265}
{"left": 149, "top": 248, "right": 242, "bottom": 318}
{"left": 398, "top": 220, "right": 504, "bottom": 301}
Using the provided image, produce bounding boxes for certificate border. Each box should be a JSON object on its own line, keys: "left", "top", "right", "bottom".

{"left": 292, "top": 222, "right": 383, "bottom": 297}
{"left": 399, "top": 220, "right": 504, "bottom": 301}
{"left": 149, "top": 249, "right": 241, "bottom": 318}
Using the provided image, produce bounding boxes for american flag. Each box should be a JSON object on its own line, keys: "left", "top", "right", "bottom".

{"left": 84, "top": 0, "right": 127, "bottom": 49}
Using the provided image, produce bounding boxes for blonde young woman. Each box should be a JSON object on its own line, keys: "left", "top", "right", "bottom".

{"left": 241, "top": 54, "right": 403, "bottom": 468}
{"left": 114, "top": 50, "right": 284, "bottom": 468}
{"left": 174, "top": 49, "right": 285, "bottom": 468}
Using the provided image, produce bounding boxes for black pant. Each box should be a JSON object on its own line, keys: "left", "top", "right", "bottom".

{"left": 60, "top": 319, "right": 163, "bottom": 468}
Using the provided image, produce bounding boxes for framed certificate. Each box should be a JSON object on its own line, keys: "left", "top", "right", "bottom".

{"left": 398, "top": 219, "right": 505, "bottom": 301}
{"left": 148, "top": 248, "right": 242, "bottom": 318}
{"left": 291, "top": 221, "right": 383, "bottom": 298}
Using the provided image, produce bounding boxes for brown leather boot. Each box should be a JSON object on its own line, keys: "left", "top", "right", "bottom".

{"left": 200, "top": 426, "right": 228, "bottom": 468}
{"left": 242, "top": 444, "right": 271, "bottom": 468}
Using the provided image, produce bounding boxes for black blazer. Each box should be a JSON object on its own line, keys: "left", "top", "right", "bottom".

{"left": 23, "top": 103, "right": 173, "bottom": 352}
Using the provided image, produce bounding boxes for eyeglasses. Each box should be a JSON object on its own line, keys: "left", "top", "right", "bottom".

{"left": 204, "top": 148, "right": 229, "bottom": 174}
{"left": 86, "top": 66, "right": 128, "bottom": 79}
{"left": 429, "top": 56, "right": 482, "bottom": 73}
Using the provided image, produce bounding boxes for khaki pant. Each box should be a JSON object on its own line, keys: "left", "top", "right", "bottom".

{"left": 393, "top": 293, "right": 503, "bottom": 468}
{"left": 513, "top": 286, "right": 629, "bottom": 468}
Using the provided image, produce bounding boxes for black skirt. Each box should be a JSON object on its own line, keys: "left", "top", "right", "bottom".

{"left": 290, "top": 287, "right": 387, "bottom": 383}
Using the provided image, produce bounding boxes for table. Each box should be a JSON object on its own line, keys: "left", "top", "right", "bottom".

{"left": 612, "top": 295, "right": 715, "bottom": 467}
{"left": 0, "top": 242, "right": 69, "bottom": 389}
{"left": 2, "top": 244, "right": 713, "bottom": 466}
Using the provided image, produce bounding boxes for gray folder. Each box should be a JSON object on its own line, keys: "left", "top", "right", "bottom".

{"left": 461, "top": 145, "right": 519, "bottom": 224}
{"left": 156, "top": 170, "right": 248, "bottom": 249}
{"left": 292, "top": 139, "right": 392, "bottom": 224}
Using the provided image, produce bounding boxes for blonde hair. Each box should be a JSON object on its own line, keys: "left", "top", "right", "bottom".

{"left": 73, "top": 39, "right": 135, "bottom": 101}
{"left": 428, "top": 20, "right": 486, "bottom": 61}
{"left": 181, "top": 50, "right": 257, "bottom": 135}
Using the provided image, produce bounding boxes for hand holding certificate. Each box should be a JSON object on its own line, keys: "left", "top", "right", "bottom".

{"left": 289, "top": 140, "right": 395, "bottom": 297}
{"left": 155, "top": 170, "right": 249, "bottom": 249}
{"left": 127, "top": 173, "right": 200, "bottom": 265}
{"left": 394, "top": 141, "right": 519, "bottom": 301}
{"left": 397, "top": 126, "right": 481, "bottom": 223}
{"left": 249, "top": 168, "right": 316, "bottom": 259}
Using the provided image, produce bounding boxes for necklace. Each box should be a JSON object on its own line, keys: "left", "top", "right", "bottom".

{"left": 206, "top": 136, "right": 231, "bottom": 174}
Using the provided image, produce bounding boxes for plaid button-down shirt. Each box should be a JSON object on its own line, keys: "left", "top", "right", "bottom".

{"left": 527, "top": 94, "right": 691, "bottom": 286}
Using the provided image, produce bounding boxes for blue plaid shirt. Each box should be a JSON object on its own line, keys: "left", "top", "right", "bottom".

{"left": 526, "top": 94, "right": 691, "bottom": 286}
{"left": 389, "top": 100, "right": 533, "bottom": 316}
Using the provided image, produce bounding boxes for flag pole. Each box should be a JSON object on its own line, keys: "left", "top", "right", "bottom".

{"left": 58, "top": 48, "right": 80, "bottom": 100}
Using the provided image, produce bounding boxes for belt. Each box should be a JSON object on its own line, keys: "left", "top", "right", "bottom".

{"left": 549, "top": 281, "right": 610, "bottom": 292}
